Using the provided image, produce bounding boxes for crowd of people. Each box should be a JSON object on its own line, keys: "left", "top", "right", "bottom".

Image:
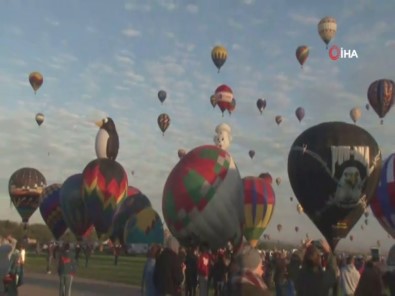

{"left": 141, "top": 238, "right": 395, "bottom": 296}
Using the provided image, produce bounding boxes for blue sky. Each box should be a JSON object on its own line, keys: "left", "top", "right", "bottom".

{"left": 0, "top": 0, "right": 394, "bottom": 253}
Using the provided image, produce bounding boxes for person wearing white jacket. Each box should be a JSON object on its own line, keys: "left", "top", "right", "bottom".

{"left": 340, "top": 255, "right": 361, "bottom": 296}
{"left": 0, "top": 235, "right": 17, "bottom": 295}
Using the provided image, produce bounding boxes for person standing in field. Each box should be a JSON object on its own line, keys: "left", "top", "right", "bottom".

{"left": 6, "top": 241, "right": 24, "bottom": 296}
{"left": 57, "top": 243, "right": 77, "bottom": 296}
{"left": 46, "top": 242, "right": 54, "bottom": 274}
{"left": 153, "top": 236, "right": 185, "bottom": 296}
{"left": 141, "top": 244, "right": 161, "bottom": 296}
{"left": 83, "top": 243, "right": 91, "bottom": 268}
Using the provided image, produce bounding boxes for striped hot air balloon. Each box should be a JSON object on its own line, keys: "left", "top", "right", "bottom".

{"left": 371, "top": 153, "right": 395, "bottom": 239}
{"left": 242, "top": 177, "right": 275, "bottom": 248}
{"left": 162, "top": 145, "right": 244, "bottom": 250}
{"left": 318, "top": 17, "right": 337, "bottom": 49}
{"left": 59, "top": 174, "right": 94, "bottom": 240}
{"left": 39, "top": 184, "right": 67, "bottom": 240}
{"left": 123, "top": 207, "right": 164, "bottom": 245}
{"left": 214, "top": 85, "right": 234, "bottom": 116}
{"left": 295, "top": 45, "right": 309, "bottom": 68}
{"left": 82, "top": 158, "right": 128, "bottom": 238}
{"left": 211, "top": 45, "right": 227, "bottom": 73}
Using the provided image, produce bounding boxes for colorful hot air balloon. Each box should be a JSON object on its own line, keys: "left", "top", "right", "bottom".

{"left": 82, "top": 158, "right": 128, "bottom": 238}
{"left": 288, "top": 122, "right": 382, "bottom": 251}
{"left": 259, "top": 173, "right": 272, "bottom": 185}
{"left": 35, "top": 113, "right": 44, "bottom": 126}
{"left": 242, "top": 177, "right": 275, "bottom": 248}
{"left": 162, "top": 145, "right": 244, "bottom": 250}
{"left": 214, "top": 85, "right": 234, "bottom": 116}
{"left": 123, "top": 207, "right": 164, "bottom": 245}
{"left": 29, "top": 71, "right": 43, "bottom": 94}
{"left": 295, "top": 107, "right": 305, "bottom": 123}
{"left": 350, "top": 107, "right": 362, "bottom": 124}
{"left": 370, "top": 153, "right": 395, "bottom": 239}
{"left": 158, "top": 113, "right": 170, "bottom": 135}
{"left": 248, "top": 150, "right": 255, "bottom": 159}
{"left": 110, "top": 189, "right": 152, "bottom": 244}
{"left": 256, "top": 99, "right": 266, "bottom": 114}
{"left": 275, "top": 116, "right": 283, "bottom": 125}
{"left": 210, "top": 95, "right": 217, "bottom": 108}
{"left": 158, "top": 90, "right": 167, "bottom": 104}
{"left": 178, "top": 149, "right": 187, "bottom": 159}
{"left": 367, "top": 79, "right": 395, "bottom": 124}
{"left": 39, "top": 184, "right": 67, "bottom": 240}
{"left": 9, "top": 168, "right": 46, "bottom": 228}
{"left": 211, "top": 45, "right": 227, "bottom": 73}
{"left": 59, "top": 174, "right": 94, "bottom": 240}
{"left": 276, "top": 177, "right": 281, "bottom": 186}
{"left": 318, "top": 17, "right": 337, "bottom": 49}
{"left": 295, "top": 46, "right": 309, "bottom": 68}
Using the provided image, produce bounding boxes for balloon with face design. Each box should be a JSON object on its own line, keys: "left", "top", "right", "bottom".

{"left": 213, "top": 123, "right": 232, "bottom": 151}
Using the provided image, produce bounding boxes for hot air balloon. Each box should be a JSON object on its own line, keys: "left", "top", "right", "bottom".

{"left": 178, "top": 149, "right": 187, "bottom": 159}
{"left": 288, "top": 122, "right": 382, "bottom": 251}
{"left": 35, "top": 113, "right": 44, "bottom": 126}
{"left": 242, "top": 177, "right": 275, "bottom": 248}
{"left": 214, "top": 85, "right": 234, "bottom": 116}
{"left": 248, "top": 150, "right": 255, "bottom": 159}
{"left": 377, "top": 240, "right": 381, "bottom": 247}
{"left": 158, "top": 90, "right": 167, "bottom": 104}
{"left": 290, "top": 196, "right": 294, "bottom": 202}
{"left": 295, "top": 46, "right": 309, "bottom": 68}
{"left": 349, "top": 235, "right": 353, "bottom": 241}
{"left": 295, "top": 107, "right": 305, "bottom": 123}
{"left": 158, "top": 113, "right": 170, "bottom": 135}
{"left": 95, "top": 117, "right": 119, "bottom": 161}
{"left": 364, "top": 211, "right": 369, "bottom": 218}
{"left": 361, "top": 224, "right": 364, "bottom": 230}
{"left": 210, "top": 95, "right": 217, "bottom": 108}
{"left": 162, "top": 145, "right": 244, "bottom": 250}
{"left": 275, "top": 116, "right": 283, "bottom": 125}
{"left": 275, "top": 177, "right": 281, "bottom": 186}
{"left": 211, "top": 45, "right": 227, "bottom": 73}
{"left": 295, "top": 226, "right": 299, "bottom": 232}
{"left": 370, "top": 153, "right": 395, "bottom": 239}
{"left": 318, "top": 17, "right": 337, "bottom": 49}
{"left": 123, "top": 207, "right": 164, "bottom": 245}
{"left": 110, "top": 189, "right": 152, "bottom": 244}
{"left": 277, "top": 224, "right": 282, "bottom": 232}
{"left": 259, "top": 173, "right": 272, "bottom": 185}
{"left": 39, "top": 184, "right": 67, "bottom": 240}
{"left": 82, "top": 158, "right": 128, "bottom": 238}
{"left": 9, "top": 168, "right": 46, "bottom": 228}
{"left": 365, "top": 104, "right": 370, "bottom": 111}
{"left": 29, "top": 71, "right": 43, "bottom": 94}
{"left": 228, "top": 98, "right": 236, "bottom": 115}
{"left": 59, "top": 174, "right": 94, "bottom": 240}
{"left": 365, "top": 219, "right": 368, "bottom": 226}
{"left": 256, "top": 99, "right": 266, "bottom": 114}
{"left": 350, "top": 107, "right": 362, "bottom": 124}
{"left": 367, "top": 79, "right": 395, "bottom": 124}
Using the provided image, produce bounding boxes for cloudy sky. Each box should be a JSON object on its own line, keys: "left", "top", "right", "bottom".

{"left": 0, "top": 0, "right": 394, "bottom": 253}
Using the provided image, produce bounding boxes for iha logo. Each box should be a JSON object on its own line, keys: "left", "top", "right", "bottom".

{"left": 328, "top": 45, "right": 358, "bottom": 61}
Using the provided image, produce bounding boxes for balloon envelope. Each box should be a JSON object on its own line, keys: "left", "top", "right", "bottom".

{"left": 162, "top": 145, "right": 244, "bottom": 249}
{"left": 295, "top": 46, "right": 309, "bottom": 67}
{"left": 259, "top": 173, "right": 272, "bottom": 185}
{"left": 256, "top": 99, "right": 266, "bottom": 114}
{"left": 242, "top": 177, "right": 275, "bottom": 247}
{"left": 35, "top": 113, "right": 44, "bottom": 126}
{"left": 367, "top": 79, "right": 395, "bottom": 122}
{"left": 288, "top": 122, "right": 381, "bottom": 250}
{"left": 29, "top": 71, "right": 43, "bottom": 93}
{"left": 158, "top": 113, "right": 170, "bottom": 134}
{"left": 39, "top": 184, "right": 67, "bottom": 240}
{"left": 8, "top": 168, "right": 46, "bottom": 223}
{"left": 59, "top": 174, "right": 93, "bottom": 240}
{"left": 123, "top": 207, "right": 164, "bottom": 245}
{"left": 295, "top": 107, "right": 305, "bottom": 122}
{"left": 211, "top": 45, "right": 227, "bottom": 72}
{"left": 158, "top": 90, "right": 167, "bottom": 103}
{"left": 82, "top": 159, "right": 128, "bottom": 237}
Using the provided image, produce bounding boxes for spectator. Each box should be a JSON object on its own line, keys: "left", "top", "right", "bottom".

{"left": 339, "top": 255, "right": 360, "bottom": 296}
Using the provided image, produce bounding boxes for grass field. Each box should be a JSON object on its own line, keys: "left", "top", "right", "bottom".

{"left": 25, "top": 253, "right": 146, "bottom": 286}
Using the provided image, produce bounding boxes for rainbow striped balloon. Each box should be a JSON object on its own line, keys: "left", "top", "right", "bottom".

{"left": 242, "top": 176, "right": 276, "bottom": 247}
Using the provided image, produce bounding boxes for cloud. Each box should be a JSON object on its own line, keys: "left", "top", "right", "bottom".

{"left": 122, "top": 28, "right": 141, "bottom": 37}
{"left": 186, "top": 4, "right": 198, "bottom": 13}
{"left": 289, "top": 12, "right": 319, "bottom": 25}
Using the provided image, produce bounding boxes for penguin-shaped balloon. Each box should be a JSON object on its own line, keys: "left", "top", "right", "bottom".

{"left": 95, "top": 117, "right": 119, "bottom": 160}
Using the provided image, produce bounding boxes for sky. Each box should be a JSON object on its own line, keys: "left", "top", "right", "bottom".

{"left": 0, "top": 0, "right": 394, "bottom": 254}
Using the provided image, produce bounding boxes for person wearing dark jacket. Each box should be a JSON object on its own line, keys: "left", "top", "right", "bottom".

{"left": 184, "top": 247, "right": 198, "bottom": 296}
{"left": 295, "top": 239, "right": 337, "bottom": 296}
{"left": 354, "top": 260, "right": 386, "bottom": 296}
{"left": 153, "top": 237, "right": 185, "bottom": 296}
{"left": 212, "top": 253, "right": 228, "bottom": 296}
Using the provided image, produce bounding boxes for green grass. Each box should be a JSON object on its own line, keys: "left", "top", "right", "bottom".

{"left": 25, "top": 253, "right": 146, "bottom": 286}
